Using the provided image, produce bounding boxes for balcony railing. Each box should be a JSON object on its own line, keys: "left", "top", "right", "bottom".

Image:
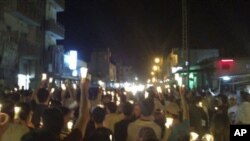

{"left": 46, "top": 19, "right": 65, "bottom": 39}
{"left": 6, "top": 0, "right": 45, "bottom": 26}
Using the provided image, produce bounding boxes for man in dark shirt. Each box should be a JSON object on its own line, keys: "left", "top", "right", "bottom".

{"left": 114, "top": 102, "right": 134, "bottom": 141}
{"left": 88, "top": 106, "right": 113, "bottom": 141}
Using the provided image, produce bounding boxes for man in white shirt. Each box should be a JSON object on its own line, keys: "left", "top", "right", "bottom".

{"left": 127, "top": 99, "right": 162, "bottom": 141}
{"left": 236, "top": 91, "right": 250, "bottom": 124}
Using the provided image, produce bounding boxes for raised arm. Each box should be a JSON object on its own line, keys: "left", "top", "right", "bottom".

{"left": 73, "top": 78, "right": 90, "bottom": 137}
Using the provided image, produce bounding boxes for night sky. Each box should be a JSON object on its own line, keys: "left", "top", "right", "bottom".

{"left": 58, "top": 0, "right": 250, "bottom": 79}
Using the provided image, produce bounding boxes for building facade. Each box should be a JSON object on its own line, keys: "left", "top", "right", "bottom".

{"left": 89, "top": 48, "right": 117, "bottom": 83}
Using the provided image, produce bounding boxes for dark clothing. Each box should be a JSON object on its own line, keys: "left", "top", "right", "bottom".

{"left": 31, "top": 102, "right": 48, "bottom": 128}
{"left": 62, "top": 129, "right": 82, "bottom": 141}
{"left": 83, "top": 120, "right": 95, "bottom": 141}
{"left": 88, "top": 127, "right": 113, "bottom": 141}
{"left": 114, "top": 119, "right": 133, "bottom": 141}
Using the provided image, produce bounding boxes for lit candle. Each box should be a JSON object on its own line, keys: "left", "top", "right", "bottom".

{"left": 129, "top": 100, "right": 134, "bottom": 104}
{"left": 165, "top": 117, "right": 174, "bottom": 128}
{"left": 190, "top": 132, "right": 199, "bottom": 141}
{"left": 73, "top": 84, "right": 77, "bottom": 90}
{"left": 109, "top": 134, "right": 112, "bottom": 141}
{"left": 215, "top": 107, "right": 218, "bottom": 111}
{"left": 50, "top": 88, "right": 55, "bottom": 94}
{"left": 145, "top": 91, "right": 149, "bottom": 98}
{"left": 14, "top": 106, "right": 21, "bottom": 120}
{"left": 202, "top": 134, "right": 214, "bottom": 141}
{"left": 157, "top": 86, "right": 162, "bottom": 93}
{"left": 61, "top": 84, "right": 66, "bottom": 91}
{"left": 49, "top": 77, "right": 53, "bottom": 83}
{"left": 198, "top": 102, "right": 203, "bottom": 108}
{"left": 67, "top": 120, "right": 74, "bottom": 131}
{"left": 0, "top": 104, "right": 2, "bottom": 113}
{"left": 42, "top": 73, "right": 47, "bottom": 81}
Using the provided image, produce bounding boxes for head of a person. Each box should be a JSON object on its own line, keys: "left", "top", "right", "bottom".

{"left": 133, "top": 103, "right": 141, "bottom": 118}
{"left": 147, "top": 86, "right": 157, "bottom": 100}
{"left": 228, "top": 96, "right": 237, "bottom": 107}
{"left": 122, "top": 102, "right": 133, "bottom": 117}
{"left": 58, "top": 106, "right": 73, "bottom": 126}
{"left": 240, "top": 91, "right": 249, "bottom": 102}
{"left": 42, "top": 108, "right": 64, "bottom": 136}
{"left": 154, "top": 110, "right": 165, "bottom": 128}
{"left": 165, "top": 102, "right": 181, "bottom": 120}
{"left": 92, "top": 106, "right": 106, "bottom": 125}
{"left": 21, "top": 129, "right": 57, "bottom": 141}
{"left": 106, "top": 102, "right": 117, "bottom": 114}
{"left": 137, "top": 127, "right": 158, "bottom": 141}
{"left": 37, "top": 88, "right": 50, "bottom": 104}
{"left": 210, "top": 113, "right": 230, "bottom": 141}
{"left": 17, "top": 102, "right": 32, "bottom": 123}
{"left": 140, "top": 99, "right": 154, "bottom": 117}
{"left": 1, "top": 99, "right": 15, "bottom": 120}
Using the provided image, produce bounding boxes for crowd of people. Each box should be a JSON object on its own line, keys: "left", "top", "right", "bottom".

{"left": 0, "top": 76, "right": 250, "bottom": 141}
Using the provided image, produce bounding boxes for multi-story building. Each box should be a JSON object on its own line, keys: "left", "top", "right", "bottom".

{"left": 89, "top": 48, "right": 117, "bottom": 83}
{"left": 45, "top": 0, "right": 65, "bottom": 78}
{"left": 0, "top": 0, "right": 65, "bottom": 89}
{"left": 116, "top": 62, "right": 134, "bottom": 82}
{"left": 0, "top": 0, "right": 45, "bottom": 88}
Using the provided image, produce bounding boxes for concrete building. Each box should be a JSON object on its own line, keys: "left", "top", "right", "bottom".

{"left": 45, "top": 0, "right": 65, "bottom": 77}
{"left": 0, "top": 0, "right": 65, "bottom": 89}
{"left": 0, "top": 0, "right": 46, "bottom": 88}
{"left": 89, "top": 48, "right": 117, "bottom": 83}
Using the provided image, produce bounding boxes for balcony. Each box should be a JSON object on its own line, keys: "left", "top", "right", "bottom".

{"left": 49, "top": 0, "right": 65, "bottom": 12}
{"left": 45, "top": 19, "right": 65, "bottom": 39}
{"left": 5, "top": 0, "right": 44, "bottom": 26}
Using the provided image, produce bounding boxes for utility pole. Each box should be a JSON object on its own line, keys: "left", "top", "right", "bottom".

{"left": 182, "top": 0, "right": 189, "bottom": 89}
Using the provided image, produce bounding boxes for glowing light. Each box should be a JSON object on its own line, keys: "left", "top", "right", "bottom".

{"left": 215, "top": 107, "right": 218, "bottom": 111}
{"left": 98, "top": 80, "right": 105, "bottom": 87}
{"left": 49, "top": 77, "right": 53, "bottom": 83}
{"left": 155, "top": 58, "right": 160, "bottom": 64}
{"left": 42, "top": 73, "right": 47, "bottom": 80}
{"left": 145, "top": 91, "right": 149, "bottom": 98}
{"left": 129, "top": 100, "right": 134, "bottom": 104}
{"left": 157, "top": 86, "right": 162, "bottom": 93}
{"left": 80, "top": 67, "right": 88, "bottom": 78}
{"left": 197, "top": 102, "right": 203, "bottom": 108}
{"left": 0, "top": 104, "right": 2, "bottom": 113}
{"left": 165, "top": 117, "right": 173, "bottom": 128}
{"left": 72, "top": 70, "right": 78, "bottom": 77}
{"left": 61, "top": 83, "right": 66, "bottom": 91}
{"left": 135, "top": 77, "right": 138, "bottom": 81}
{"left": 171, "top": 66, "right": 183, "bottom": 73}
{"left": 221, "top": 59, "right": 234, "bottom": 62}
{"left": 153, "top": 65, "right": 158, "bottom": 71}
{"left": 67, "top": 120, "right": 74, "bottom": 131}
{"left": 97, "top": 104, "right": 105, "bottom": 108}
{"left": 18, "top": 74, "right": 30, "bottom": 90}
{"left": 109, "top": 134, "right": 112, "bottom": 141}
{"left": 14, "top": 106, "right": 21, "bottom": 120}
{"left": 147, "top": 79, "right": 151, "bottom": 83}
{"left": 202, "top": 134, "right": 214, "bottom": 141}
{"left": 221, "top": 76, "right": 231, "bottom": 81}
{"left": 165, "top": 85, "right": 170, "bottom": 89}
{"left": 50, "top": 88, "right": 55, "bottom": 94}
{"left": 151, "top": 72, "right": 155, "bottom": 76}
{"left": 73, "top": 84, "right": 77, "bottom": 90}
{"left": 190, "top": 132, "right": 199, "bottom": 141}
{"left": 68, "top": 51, "right": 77, "bottom": 70}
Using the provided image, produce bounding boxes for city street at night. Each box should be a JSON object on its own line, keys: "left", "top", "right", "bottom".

{"left": 0, "top": 0, "right": 250, "bottom": 141}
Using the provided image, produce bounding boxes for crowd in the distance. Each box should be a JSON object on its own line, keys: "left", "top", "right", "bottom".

{"left": 0, "top": 76, "right": 250, "bottom": 141}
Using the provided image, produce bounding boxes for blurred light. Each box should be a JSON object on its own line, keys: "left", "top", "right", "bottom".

{"left": 97, "top": 104, "right": 105, "bottom": 108}
{"left": 221, "top": 59, "right": 234, "bottom": 62}
{"left": 14, "top": 106, "right": 21, "bottom": 119}
{"left": 109, "top": 134, "right": 112, "bottom": 141}
{"left": 202, "top": 134, "right": 214, "bottom": 141}
{"left": 157, "top": 86, "right": 162, "bottom": 93}
{"left": 49, "top": 77, "right": 53, "bottom": 83}
{"left": 215, "top": 107, "right": 218, "bottom": 111}
{"left": 42, "top": 73, "right": 47, "bottom": 80}
{"left": 98, "top": 80, "right": 105, "bottom": 87}
{"left": 151, "top": 72, "right": 155, "bottom": 76}
{"left": 171, "top": 67, "right": 183, "bottom": 73}
{"left": 18, "top": 74, "right": 30, "bottom": 90}
{"left": 72, "top": 70, "right": 78, "bottom": 77}
{"left": 147, "top": 79, "right": 151, "bottom": 83}
{"left": 73, "top": 84, "right": 77, "bottom": 90}
{"left": 175, "top": 74, "right": 182, "bottom": 86}
{"left": 190, "top": 132, "right": 199, "bottom": 141}
{"left": 67, "top": 120, "right": 74, "bottom": 131}
{"left": 145, "top": 91, "right": 149, "bottom": 98}
{"left": 155, "top": 58, "right": 160, "bottom": 63}
{"left": 221, "top": 76, "right": 231, "bottom": 81}
{"left": 152, "top": 77, "right": 156, "bottom": 83}
{"left": 197, "top": 102, "right": 203, "bottom": 108}
{"left": 68, "top": 50, "right": 77, "bottom": 70}
{"left": 50, "top": 88, "right": 55, "bottom": 94}
{"left": 135, "top": 77, "right": 138, "bottom": 81}
{"left": 61, "top": 83, "right": 66, "bottom": 90}
{"left": 165, "top": 117, "right": 173, "bottom": 128}
{"left": 129, "top": 100, "right": 134, "bottom": 104}
{"left": 80, "top": 67, "right": 88, "bottom": 78}
{"left": 165, "top": 85, "right": 170, "bottom": 89}
{"left": 153, "top": 65, "right": 158, "bottom": 71}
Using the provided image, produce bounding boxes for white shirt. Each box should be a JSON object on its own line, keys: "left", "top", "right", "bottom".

{"left": 236, "top": 102, "right": 250, "bottom": 124}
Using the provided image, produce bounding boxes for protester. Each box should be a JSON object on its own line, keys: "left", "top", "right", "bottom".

{"left": 127, "top": 98, "right": 162, "bottom": 141}
{"left": 88, "top": 106, "right": 113, "bottom": 141}
{"left": 210, "top": 113, "right": 230, "bottom": 141}
{"left": 114, "top": 102, "right": 134, "bottom": 141}
{"left": 236, "top": 91, "right": 250, "bottom": 124}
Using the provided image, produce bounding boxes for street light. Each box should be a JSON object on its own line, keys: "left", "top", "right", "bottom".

{"left": 153, "top": 65, "right": 158, "bottom": 71}
{"left": 155, "top": 58, "right": 160, "bottom": 64}
{"left": 151, "top": 72, "right": 155, "bottom": 76}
